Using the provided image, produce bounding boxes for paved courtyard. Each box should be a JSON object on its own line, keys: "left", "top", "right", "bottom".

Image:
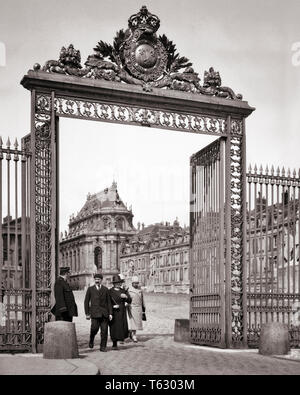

{"left": 74, "top": 290, "right": 189, "bottom": 344}
{"left": 73, "top": 291, "right": 300, "bottom": 375}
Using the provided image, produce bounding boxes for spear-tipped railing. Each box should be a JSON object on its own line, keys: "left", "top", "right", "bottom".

{"left": 0, "top": 135, "right": 32, "bottom": 351}
{"left": 246, "top": 164, "right": 300, "bottom": 347}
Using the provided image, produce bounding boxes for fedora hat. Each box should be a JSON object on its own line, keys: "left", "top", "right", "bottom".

{"left": 59, "top": 266, "right": 70, "bottom": 275}
{"left": 112, "top": 274, "right": 124, "bottom": 284}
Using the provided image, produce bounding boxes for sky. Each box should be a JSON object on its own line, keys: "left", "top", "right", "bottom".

{"left": 0, "top": 0, "right": 300, "bottom": 232}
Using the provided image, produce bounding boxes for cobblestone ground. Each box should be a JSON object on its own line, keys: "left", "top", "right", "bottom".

{"left": 73, "top": 291, "right": 300, "bottom": 375}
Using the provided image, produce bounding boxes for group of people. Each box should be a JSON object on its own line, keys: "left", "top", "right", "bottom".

{"left": 51, "top": 267, "right": 146, "bottom": 352}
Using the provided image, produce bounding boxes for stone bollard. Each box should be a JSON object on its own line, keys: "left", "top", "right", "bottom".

{"left": 174, "top": 319, "right": 190, "bottom": 343}
{"left": 43, "top": 321, "right": 79, "bottom": 359}
{"left": 259, "top": 322, "right": 290, "bottom": 355}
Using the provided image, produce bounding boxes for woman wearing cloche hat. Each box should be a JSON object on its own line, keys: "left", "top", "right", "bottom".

{"left": 108, "top": 274, "right": 132, "bottom": 350}
{"left": 127, "top": 275, "right": 146, "bottom": 343}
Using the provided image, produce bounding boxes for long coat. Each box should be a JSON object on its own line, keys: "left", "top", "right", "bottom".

{"left": 109, "top": 287, "right": 132, "bottom": 341}
{"left": 51, "top": 277, "right": 78, "bottom": 317}
{"left": 84, "top": 285, "right": 112, "bottom": 318}
{"left": 127, "top": 287, "right": 145, "bottom": 331}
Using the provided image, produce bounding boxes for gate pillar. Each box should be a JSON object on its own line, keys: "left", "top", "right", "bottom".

{"left": 30, "top": 90, "right": 58, "bottom": 352}
{"left": 224, "top": 118, "right": 248, "bottom": 348}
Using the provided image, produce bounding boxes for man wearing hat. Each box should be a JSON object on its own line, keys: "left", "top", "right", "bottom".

{"left": 84, "top": 273, "right": 113, "bottom": 352}
{"left": 109, "top": 274, "right": 132, "bottom": 350}
{"left": 51, "top": 267, "right": 78, "bottom": 322}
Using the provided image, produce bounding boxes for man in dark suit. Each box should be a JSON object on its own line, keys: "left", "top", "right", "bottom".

{"left": 84, "top": 273, "right": 113, "bottom": 352}
{"left": 51, "top": 267, "right": 78, "bottom": 322}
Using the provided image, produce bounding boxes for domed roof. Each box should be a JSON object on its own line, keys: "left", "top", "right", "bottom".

{"left": 94, "top": 180, "right": 122, "bottom": 206}
{"left": 72, "top": 182, "right": 130, "bottom": 222}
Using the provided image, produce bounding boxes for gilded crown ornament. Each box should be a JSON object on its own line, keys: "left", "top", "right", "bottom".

{"left": 36, "top": 6, "right": 242, "bottom": 99}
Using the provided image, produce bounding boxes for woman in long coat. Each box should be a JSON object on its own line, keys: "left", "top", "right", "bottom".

{"left": 109, "top": 274, "right": 132, "bottom": 350}
{"left": 127, "top": 276, "right": 145, "bottom": 342}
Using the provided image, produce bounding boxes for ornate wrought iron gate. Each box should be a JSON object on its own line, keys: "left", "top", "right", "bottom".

{"left": 246, "top": 165, "right": 300, "bottom": 347}
{"left": 190, "top": 138, "right": 226, "bottom": 347}
{"left": 0, "top": 136, "right": 32, "bottom": 351}
{"left": 0, "top": 6, "right": 254, "bottom": 352}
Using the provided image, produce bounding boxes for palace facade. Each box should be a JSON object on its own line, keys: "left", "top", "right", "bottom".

{"left": 120, "top": 220, "right": 190, "bottom": 293}
{"left": 247, "top": 195, "right": 299, "bottom": 294}
{"left": 58, "top": 182, "right": 190, "bottom": 293}
{"left": 59, "top": 182, "right": 136, "bottom": 288}
{"left": 0, "top": 216, "right": 24, "bottom": 290}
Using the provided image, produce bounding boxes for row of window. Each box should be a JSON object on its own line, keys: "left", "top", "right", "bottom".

{"left": 132, "top": 267, "right": 189, "bottom": 284}
{"left": 157, "top": 267, "right": 188, "bottom": 283}
{"left": 248, "top": 232, "right": 300, "bottom": 255}
{"left": 121, "top": 250, "right": 189, "bottom": 272}
{"left": 248, "top": 236, "right": 278, "bottom": 254}
{"left": 149, "top": 236, "right": 189, "bottom": 248}
{"left": 60, "top": 249, "right": 83, "bottom": 272}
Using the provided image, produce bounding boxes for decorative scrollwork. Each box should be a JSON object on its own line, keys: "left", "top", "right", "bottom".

{"left": 36, "top": 95, "right": 51, "bottom": 112}
{"left": 229, "top": 126, "right": 245, "bottom": 345}
{"left": 201, "top": 67, "right": 243, "bottom": 100}
{"left": 41, "top": 44, "right": 89, "bottom": 77}
{"left": 33, "top": 6, "right": 242, "bottom": 99}
{"left": 190, "top": 138, "right": 221, "bottom": 166}
{"left": 36, "top": 95, "right": 227, "bottom": 136}
{"left": 34, "top": 97, "right": 53, "bottom": 345}
{"left": 190, "top": 327, "right": 222, "bottom": 344}
{"left": 231, "top": 119, "right": 243, "bottom": 135}
{"left": 0, "top": 290, "right": 32, "bottom": 350}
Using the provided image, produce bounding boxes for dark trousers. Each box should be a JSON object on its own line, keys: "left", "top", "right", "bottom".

{"left": 90, "top": 317, "right": 108, "bottom": 349}
{"left": 56, "top": 312, "right": 73, "bottom": 322}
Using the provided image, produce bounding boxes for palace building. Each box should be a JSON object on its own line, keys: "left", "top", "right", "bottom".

{"left": 59, "top": 182, "right": 136, "bottom": 288}
{"left": 246, "top": 194, "right": 300, "bottom": 294}
{"left": 0, "top": 216, "right": 25, "bottom": 290}
{"left": 58, "top": 182, "right": 190, "bottom": 293}
{"left": 120, "top": 220, "right": 190, "bottom": 293}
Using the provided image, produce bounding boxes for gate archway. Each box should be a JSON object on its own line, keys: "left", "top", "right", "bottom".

{"left": 18, "top": 6, "right": 254, "bottom": 351}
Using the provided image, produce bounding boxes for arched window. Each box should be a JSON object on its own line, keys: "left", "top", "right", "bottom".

{"left": 94, "top": 246, "right": 102, "bottom": 270}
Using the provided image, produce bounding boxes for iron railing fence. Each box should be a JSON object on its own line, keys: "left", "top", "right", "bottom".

{"left": 0, "top": 136, "right": 31, "bottom": 351}
{"left": 246, "top": 165, "right": 300, "bottom": 348}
